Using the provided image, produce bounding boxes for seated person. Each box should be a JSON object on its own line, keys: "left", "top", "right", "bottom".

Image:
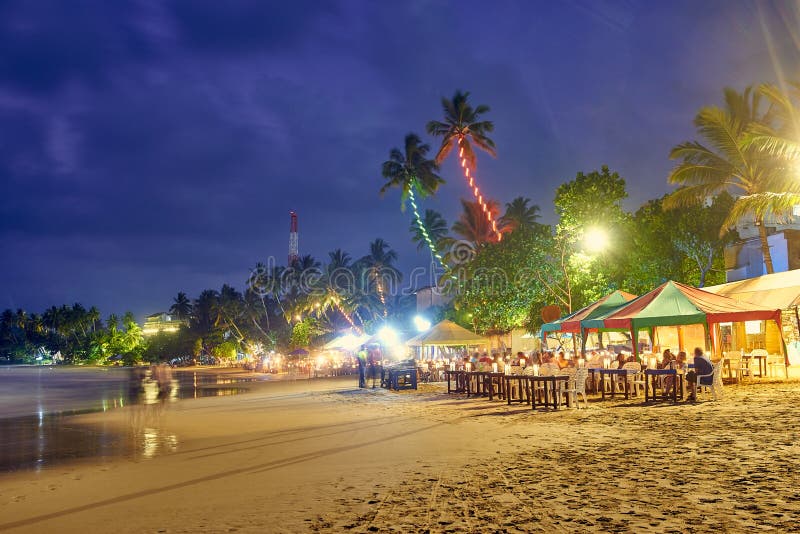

{"left": 616, "top": 352, "right": 627, "bottom": 369}
{"left": 686, "top": 347, "right": 713, "bottom": 401}
{"left": 557, "top": 351, "right": 569, "bottom": 369}
{"left": 659, "top": 349, "right": 673, "bottom": 369}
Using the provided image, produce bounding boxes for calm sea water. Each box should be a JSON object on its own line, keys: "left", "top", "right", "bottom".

{"left": 0, "top": 366, "right": 253, "bottom": 472}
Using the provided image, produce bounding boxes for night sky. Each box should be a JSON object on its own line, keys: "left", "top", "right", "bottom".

{"left": 1, "top": 0, "right": 798, "bottom": 319}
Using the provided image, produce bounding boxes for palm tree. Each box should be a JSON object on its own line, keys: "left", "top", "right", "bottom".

{"left": 452, "top": 198, "right": 503, "bottom": 247}
{"left": 427, "top": 90, "right": 501, "bottom": 242}
{"left": 410, "top": 209, "right": 448, "bottom": 252}
{"left": 501, "top": 197, "right": 541, "bottom": 232}
{"left": 750, "top": 82, "right": 800, "bottom": 161}
{"left": 358, "top": 239, "right": 401, "bottom": 318}
{"left": 169, "top": 292, "right": 192, "bottom": 320}
{"left": 381, "top": 133, "right": 445, "bottom": 263}
{"left": 193, "top": 290, "right": 219, "bottom": 334}
{"left": 665, "top": 86, "right": 800, "bottom": 274}
{"left": 215, "top": 284, "right": 245, "bottom": 341}
{"left": 426, "top": 90, "right": 496, "bottom": 168}
{"left": 87, "top": 306, "right": 100, "bottom": 333}
{"left": 303, "top": 249, "right": 363, "bottom": 332}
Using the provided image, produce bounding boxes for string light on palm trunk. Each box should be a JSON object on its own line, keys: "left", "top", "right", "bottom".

{"left": 407, "top": 185, "right": 446, "bottom": 268}
{"left": 458, "top": 137, "right": 502, "bottom": 241}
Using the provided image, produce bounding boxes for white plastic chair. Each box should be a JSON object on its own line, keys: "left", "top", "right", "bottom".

{"left": 695, "top": 360, "right": 724, "bottom": 400}
{"left": 766, "top": 354, "right": 788, "bottom": 379}
{"left": 620, "top": 362, "right": 643, "bottom": 397}
{"left": 724, "top": 350, "right": 742, "bottom": 382}
{"left": 540, "top": 363, "right": 561, "bottom": 376}
{"left": 562, "top": 367, "right": 589, "bottom": 408}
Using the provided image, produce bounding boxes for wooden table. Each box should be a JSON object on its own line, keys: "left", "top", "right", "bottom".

{"left": 444, "top": 370, "right": 466, "bottom": 394}
{"left": 504, "top": 374, "right": 530, "bottom": 405}
{"left": 485, "top": 372, "right": 506, "bottom": 401}
{"left": 587, "top": 368, "right": 603, "bottom": 394}
{"left": 529, "top": 375, "right": 570, "bottom": 410}
{"left": 598, "top": 369, "right": 635, "bottom": 399}
{"left": 644, "top": 369, "right": 684, "bottom": 402}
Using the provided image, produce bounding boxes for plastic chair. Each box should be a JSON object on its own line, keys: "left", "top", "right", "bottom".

{"left": 695, "top": 360, "right": 724, "bottom": 400}
{"left": 766, "top": 354, "right": 788, "bottom": 379}
{"left": 620, "top": 362, "right": 643, "bottom": 397}
{"left": 724, "top": 350, "right": 749, "bottom": 383}
{"left": 562, "top": 367, "right": 589, "bottom": 408}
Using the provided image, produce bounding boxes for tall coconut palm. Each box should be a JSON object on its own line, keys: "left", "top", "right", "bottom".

{"left": 664, "top": 86, "right": 800, "bottom": 274}
{"left": 452, "top": 198, "right": 503, "bottom": 247}
{"left": 427, "top": 90, "right": 501, "bottom": 241}
{"left": 381, "top": 133, "right": 445, "bottom": 263}
{"left": 192, "top": 289, "right": 219, "bottom": 334}
{"left": 426, "top": 90, "right": 496, "bottom": 168}
{"left": 750, "top": 82, "right": 800, "bottom": 161}
{"left": 410, "top": 209, "right": 449, "bottom": 252}
{"left": 501, "top": 197, "right": 541, "bottom": 232}
{"left": 358, "top": 239, "right": 401, "bottom": 318}
{"left": 169, "top": 292, "right": 192, "bottom": 320}
{"left": 309, "top": 249, "right": 363, "bottom": 332}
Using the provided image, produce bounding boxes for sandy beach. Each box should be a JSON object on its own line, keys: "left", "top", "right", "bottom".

{"left": 1, "top": 370, "right": 799, "bottom": 533}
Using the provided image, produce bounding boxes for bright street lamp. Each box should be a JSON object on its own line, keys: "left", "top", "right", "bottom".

{"left": 584, "top": 227, "right": 609, "bottom": 254}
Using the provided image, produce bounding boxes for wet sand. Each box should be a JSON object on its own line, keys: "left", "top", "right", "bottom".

{"left": 1, "top": 370, "right": 799, "bottom": 533}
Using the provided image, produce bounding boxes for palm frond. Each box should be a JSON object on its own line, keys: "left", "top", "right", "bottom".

{"left": 693, "top": 107, "right": 748, "bottom": 168}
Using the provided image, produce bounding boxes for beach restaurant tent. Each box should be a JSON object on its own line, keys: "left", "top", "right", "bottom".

{"left": 599, "top": 280, "right": 782, "bottom": 357}
{"left": 406, "top": 320, "right": 487, "bottom": 347}
{"left": 704, "top": 269, "right": 800, "bottom": 310}
{"left": 541, "top": 290, "right": 637, "bottom": 337}
{"left": 705, "top": 270, "right": 800, "bottom": 363}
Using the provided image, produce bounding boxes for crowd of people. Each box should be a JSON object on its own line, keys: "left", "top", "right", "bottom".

{"left": 438, "top": 345, "right": 714, "bottom": 402}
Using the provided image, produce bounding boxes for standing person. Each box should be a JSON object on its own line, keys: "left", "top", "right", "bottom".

{"left": 356, "top": 346, "right": 367, "bottom": 388}
{"left": 686, "top": 347, "right": 713, "bottom": 402}
{"left": 367, "top": 347, "right": 379, "bottom": 388}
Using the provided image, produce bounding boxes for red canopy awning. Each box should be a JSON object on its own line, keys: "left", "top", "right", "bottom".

{"left": 602, "top": 280, "right": 782, "bottom": 331}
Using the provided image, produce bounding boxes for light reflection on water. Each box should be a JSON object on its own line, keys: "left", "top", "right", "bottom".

{"left": 0, "top": 370, "right": 250, "bottom": 472}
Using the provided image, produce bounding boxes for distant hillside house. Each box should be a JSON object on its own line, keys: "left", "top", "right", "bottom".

{"left": 142, "top": 312, "right": 187, "bottom": 336}
{"left": 724, "top": 209, "right": 800, "bottom": 283}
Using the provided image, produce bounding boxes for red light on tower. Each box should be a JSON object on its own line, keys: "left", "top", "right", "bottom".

{"left": 289, "top": 211, "right": 299, "bottom": 265}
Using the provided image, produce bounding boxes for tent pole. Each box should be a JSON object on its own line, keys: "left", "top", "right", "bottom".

{"left": 703, "top": 321, "right": 713, "bottom": 356}
{"left": 631, "top": 325, "right": 639, "bottom": 360}
{"left": 677, "top": 325, "right": 685, "bottom": 352}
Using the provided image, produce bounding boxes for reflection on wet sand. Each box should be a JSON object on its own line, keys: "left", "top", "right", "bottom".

{"left": 0, "top": 368, "right": 252, "bottom": 472}
{"left": 127, "top": 367, "right": 178, "bottom": 460}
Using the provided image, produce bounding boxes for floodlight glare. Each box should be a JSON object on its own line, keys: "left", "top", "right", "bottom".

{"left": 584, "top": 227, "right": 609, "bottom": 253}
{"left": 413, "top": 315, "right": 431, "bottom": 332}
{"left": 378, "top": 326, "right": 398, "bottom": 345}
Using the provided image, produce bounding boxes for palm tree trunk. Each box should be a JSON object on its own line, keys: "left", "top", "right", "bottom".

{"left": 408, "top": 185, "right": 445, "bottom": 269}
{"left": 757, "top": 219, "right": 775, "bottom": 274}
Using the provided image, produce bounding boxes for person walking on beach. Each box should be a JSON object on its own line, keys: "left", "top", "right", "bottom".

{"left": 356, "top": 346, "right": 367, "bottom": 388}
